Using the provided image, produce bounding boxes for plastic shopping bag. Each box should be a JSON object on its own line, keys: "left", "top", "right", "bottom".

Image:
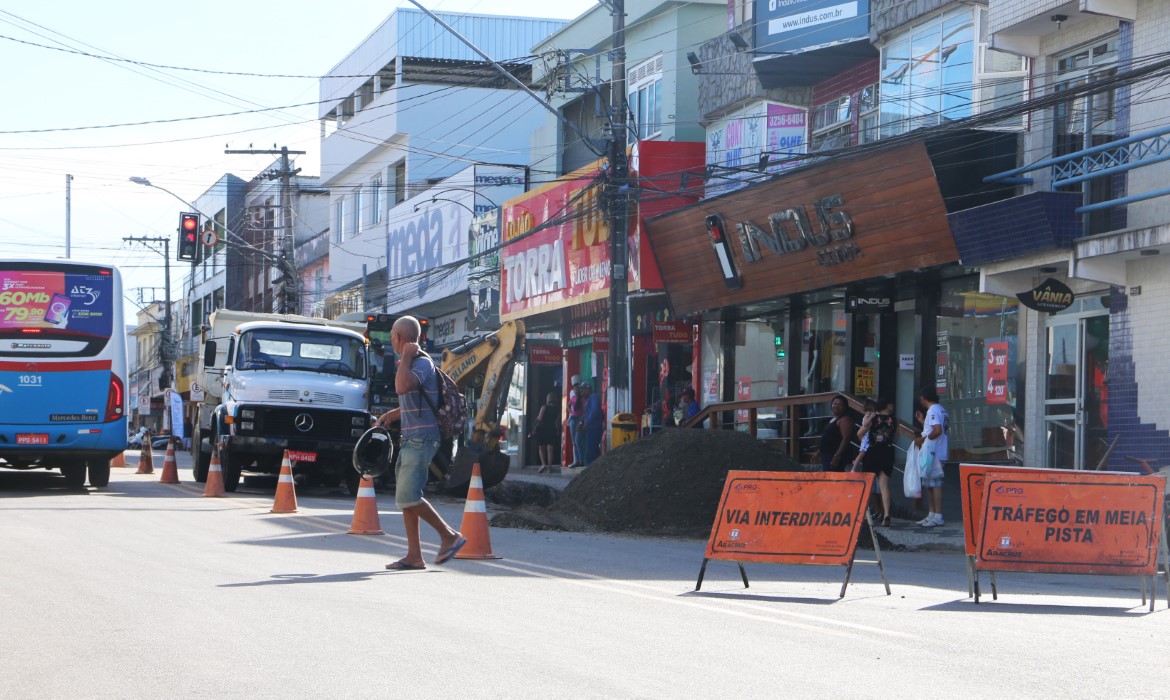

{"left": 918, "top": 440, "right": 938, "bottom": 477}
{"left": 903, "top": 443, "right": 922, "bottom": 499}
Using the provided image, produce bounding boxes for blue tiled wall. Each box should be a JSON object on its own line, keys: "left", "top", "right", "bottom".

{"left": 948, "top": 192, "right": 1083, "bottom": 265}
{"left": 1107, "top": 285, "right": 1170, "bottom": 472}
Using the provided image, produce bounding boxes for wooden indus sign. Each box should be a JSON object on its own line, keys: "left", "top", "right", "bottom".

{"left": 644, "top": 141, "right": 960, "bottom": 316}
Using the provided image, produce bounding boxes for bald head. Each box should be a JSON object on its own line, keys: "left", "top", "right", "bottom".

{"left": 392, "top": 316, "right": 421, "bottom": 343}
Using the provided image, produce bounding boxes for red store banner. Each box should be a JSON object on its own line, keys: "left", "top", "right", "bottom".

{"left": 985, "top": 341, "right": 1009, "bottom": 405}
{"left": 652, "top": 321, "right": 692, "bottom": 345}
{"left": 529, "top": 345, "right": 564, "bottom": 365}
{"left": 592, "top": 333, "right": 610, "bottom": 353}
{"left": 499, "top": 142, "right": 704, "bottom": 321}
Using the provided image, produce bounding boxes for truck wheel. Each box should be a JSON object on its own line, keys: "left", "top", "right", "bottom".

{"left": 344, "top": 468, "right": 361, "bottom": 497}
{"left": 220, "top": 449, "right": 242, "bottom": 493}
{"left": 88, "top": 460, "right": 111, "bottom": 487}
{"left": 61, "top": 461, "right": 87, "bottom": 489}
{"left": 194, "top": 429, "right": 210, "bottom": 482}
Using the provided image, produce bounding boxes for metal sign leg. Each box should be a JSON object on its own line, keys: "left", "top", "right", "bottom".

{"left": 840, "top": 556, "right": 856, "bottom": 599}
{"left": 966, "top": 555, "right": 975, "bottom": 598}
{"left": 695, "top": 558, "right": 709, "bottom": 592}
{"left": 866, "top": 508, "right": 891, "bottom": 595}
{"left": 990, "top": 571, "right": 998, "bottom": 601}
{"left": 737, "top": 562, "right": 750, "bottom": 589}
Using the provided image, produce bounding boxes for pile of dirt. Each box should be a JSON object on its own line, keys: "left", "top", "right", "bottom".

{"left": 492, "top": 428, "right": 800, "bottom": 538}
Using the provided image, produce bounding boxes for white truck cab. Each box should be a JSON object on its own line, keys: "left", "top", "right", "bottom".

{"left": 195, "top": 311, "right": 371, "bottom": 493}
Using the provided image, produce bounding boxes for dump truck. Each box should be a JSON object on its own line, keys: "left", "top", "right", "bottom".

{"left": 193, "top": 310, "right": 371, "bottom": 494}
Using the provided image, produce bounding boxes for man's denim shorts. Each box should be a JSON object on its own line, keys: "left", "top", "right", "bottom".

{"left": 921, "top": 475, "right": 944, "bottom": 489}
{"left": 395, "top": 437, "right": 439, "bottom": 508}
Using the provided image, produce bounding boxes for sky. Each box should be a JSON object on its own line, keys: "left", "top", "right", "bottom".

{"left": 0, "top": 0, "right": 597, "bottom": 322}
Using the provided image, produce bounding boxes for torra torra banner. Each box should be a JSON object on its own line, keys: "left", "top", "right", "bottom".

{"left": 705, "top": 470, "right": 874, "bottom": 566}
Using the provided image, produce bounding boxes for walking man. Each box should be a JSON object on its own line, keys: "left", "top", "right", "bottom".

{"left": 376, "top": 316, "right": 465, "bottom": 570}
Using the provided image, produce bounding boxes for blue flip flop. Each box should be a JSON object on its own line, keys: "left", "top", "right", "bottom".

{"left": 434, "top": 536, "right": 467, "bottom": 565}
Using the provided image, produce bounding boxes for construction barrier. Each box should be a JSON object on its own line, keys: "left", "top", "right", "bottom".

{"left": 456, "top": 462, "right": 501, "bottom": 560}
{"left": 970, "top": 468, "right": 1169, "bottom": 610}
{"left": 695, "top": 470, "right": 890, "bottom": 598}
{"left": 347, "top": 475, "right": 384, "bottom": 535}
{"left": 270, "top": 450, "right": 298, "bottom": 514}
{"left": 203, "top": 445, "right": 226, "bottom": 497}
{"left": 159, "top": 438, "right": 180, "bottom": 484}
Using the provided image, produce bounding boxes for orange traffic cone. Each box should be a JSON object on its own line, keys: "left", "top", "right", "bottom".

{"left": 270, "top": 450, "right": 298, "bottom": 513}
{"left": 203, "top": 444, "right": 226, "bottom": 497}
{"left": 110, "top": 451, "right": 126, "bottom": 468}
{"left": 347, "top": 475, "right": 384, "bottom": 535}
{"left": 159, "top": 438, "right": 180, "bottom": 484}
{"left": 455, "top": 462, "right": 501, "bottom": 559}
{"left": 136, "top": 439, "right": 154, "bottom": 474}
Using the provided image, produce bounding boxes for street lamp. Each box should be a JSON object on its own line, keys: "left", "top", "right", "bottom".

{"left": 130, "top": 176, "right": 302, "bottom": 313}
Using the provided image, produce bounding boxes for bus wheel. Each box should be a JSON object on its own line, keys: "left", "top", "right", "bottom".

{"left": 88, "top": 460, "right": 111, "bottom": 488}
{"left": 220, "top": 449, "right": 242, "bottom": 493}
{"left": 61, "top": 462, "right": 87, "bottom": 489}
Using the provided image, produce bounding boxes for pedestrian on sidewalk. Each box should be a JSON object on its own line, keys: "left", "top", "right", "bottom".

{"left": 853, "top": 398, "right": 896, "bottom": 527}
{"left": 529, "top": 392, "right": 560, "bottom": 473}
{"left": 817, "top": 394, "right": 857, "bottom": 472}
{"left": 375, "top": 316, "right": 465, "bottom": 571}
{"left": 581, "top": 383, "right": 604, "bottom": 466}
{"left": 914, "top": 386, "right": 950, "bottom": 528}
{"left": 566, "top": 378, "right": 585, "bottom": 469}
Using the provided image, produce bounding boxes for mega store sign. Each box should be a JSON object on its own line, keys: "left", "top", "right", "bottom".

{"left": 500, "top": 142, "right": 704, "bottom": 320}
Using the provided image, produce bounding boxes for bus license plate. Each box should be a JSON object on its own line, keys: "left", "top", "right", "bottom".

{"left": 17, "top": 434, "right": 49, "bottom": 445}
{"left": 287, "top": 450, "right": 317, "bottom": 463}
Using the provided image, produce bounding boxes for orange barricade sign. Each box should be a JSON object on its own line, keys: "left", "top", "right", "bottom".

{"left": 960, "top": 464, "right": 1067, "bottom": 557}
{"left": 977, "top": 471, "right": 1165, "bottom": 576}
{"left": 696, "top": 471, "right": 889, "bottom": 599}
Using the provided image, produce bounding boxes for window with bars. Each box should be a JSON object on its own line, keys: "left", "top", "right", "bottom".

{"left": 333, "top": 197, "right": 346, "bottom": 244}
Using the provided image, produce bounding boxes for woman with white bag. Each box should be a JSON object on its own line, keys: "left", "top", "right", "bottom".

{"left": 913, "top": 386, "right": 949, "bottom": 528}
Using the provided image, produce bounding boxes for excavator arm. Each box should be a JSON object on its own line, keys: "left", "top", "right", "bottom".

{"left": 435, "top": 320, "right": 526, "bottom": 493}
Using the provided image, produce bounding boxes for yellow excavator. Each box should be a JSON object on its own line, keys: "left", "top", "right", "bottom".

{"left": 431, "top": 319, "right": 526, "bottom": 495}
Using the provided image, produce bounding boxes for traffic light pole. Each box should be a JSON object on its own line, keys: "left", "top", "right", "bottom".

{"left": 123, "top": 235, "right": 172, "bottom": 390}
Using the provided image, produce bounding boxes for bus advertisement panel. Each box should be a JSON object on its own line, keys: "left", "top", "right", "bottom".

{"left": 0, "top": 260, "right": 127, "bottom": 488}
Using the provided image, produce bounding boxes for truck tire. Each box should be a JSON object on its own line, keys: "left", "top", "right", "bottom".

{"left": 61, "top": 461, "right": 87, "bottom": 489}
{"left": 88, "top": 460, "right": 111, "bottom": 487}
{"left": 193, "top": 428, "right": 210, "bottom": 483}
{"left": 220, "top": 447, "right": 242, "bottom": 493}
{"left": 344, "top": 467, "right": 361, "bottom": 497}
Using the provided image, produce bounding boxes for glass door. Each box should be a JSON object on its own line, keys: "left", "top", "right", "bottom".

{"left": 1044, "top": 309, "right": 1109, "bottom": 469}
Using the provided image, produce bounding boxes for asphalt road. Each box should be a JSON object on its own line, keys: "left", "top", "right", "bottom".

{"left": 3, "top": 452, "right": 1169, "bottom": 697}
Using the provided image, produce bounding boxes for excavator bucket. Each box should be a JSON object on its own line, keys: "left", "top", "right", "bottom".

{"left": 444, "top": 442, "right": 510, "bottom": 496}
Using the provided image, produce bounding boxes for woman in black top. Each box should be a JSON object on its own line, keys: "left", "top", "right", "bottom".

{"left": 529, "top": 392, "right": 560, "bottom": 474}
{"left": 818, "top": 394, "right": 857, "bottom": 472}
{"left": 854, "top": 398, "right": 897, "bottom": 526}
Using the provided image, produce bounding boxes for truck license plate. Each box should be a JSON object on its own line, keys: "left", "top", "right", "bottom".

{"left": 287, "top": 450, "right": 317, "bottom": 463}
{"left": 17, "top": 433, "right": 49, "bottom": 445}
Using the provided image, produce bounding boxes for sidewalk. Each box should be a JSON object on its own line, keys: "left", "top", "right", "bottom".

{"left": 501, "top": 464, "right": 967, "bottom": 553}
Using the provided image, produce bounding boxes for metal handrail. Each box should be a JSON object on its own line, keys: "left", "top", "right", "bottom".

{"left": 681, "top": 391, "right": 918, "bottom": 462}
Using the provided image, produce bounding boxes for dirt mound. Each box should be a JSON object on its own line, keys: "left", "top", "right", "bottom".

{"left": 492, "top": 428, "right": 800, "bottom": 537}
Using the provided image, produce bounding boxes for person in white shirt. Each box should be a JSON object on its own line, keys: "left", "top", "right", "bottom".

{"left": 914, "top": 386, "right": 949, "bottom": 527}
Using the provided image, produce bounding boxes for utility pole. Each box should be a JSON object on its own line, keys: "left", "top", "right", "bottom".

{"left": 225, "top": 146, "right": 306, "bottom": 313}
{"left": 65, "top": 174, "right": 73, "bottom": 259}
{"left": 607, "top": 0, "right": 630, "bottom": 417}
{"left": 124, "top": 236, "right": 172, "bottom": 390}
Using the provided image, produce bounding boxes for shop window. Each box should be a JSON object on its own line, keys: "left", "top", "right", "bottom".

{"left": 812, "top": 95, "right": 851, "bottom": 151}
{"left": 879, "top": 8, "right": 1025, "bottom": 139}
{"left": 627, "top": 54, "right": 664, "bottom": 144}
{"left": 1052, "top": 36, "right": 1119, "bottom": 235}
{"left": 936, "top": 277, "right": 1024, "bottom": 464}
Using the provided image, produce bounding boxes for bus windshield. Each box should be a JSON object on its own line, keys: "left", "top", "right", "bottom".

{"left": 0, "top": 262, "right": 116, "bottom": 357}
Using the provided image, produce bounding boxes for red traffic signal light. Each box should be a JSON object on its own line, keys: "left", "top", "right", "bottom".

{"left": 177, "top": 213, "right": 200, "bottom": 261}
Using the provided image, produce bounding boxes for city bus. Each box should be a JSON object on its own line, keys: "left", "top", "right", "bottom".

{"left": 0, "top": 260, "right": 128, "bottom": 487}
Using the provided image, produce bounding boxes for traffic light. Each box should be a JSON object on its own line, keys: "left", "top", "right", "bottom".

{"left": 177, "top": 213, "right": 199, "bottom": 261}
